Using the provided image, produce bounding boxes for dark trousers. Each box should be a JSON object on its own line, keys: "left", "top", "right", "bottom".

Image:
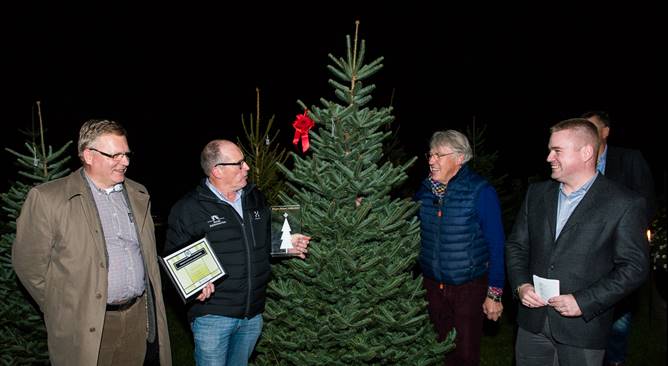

{"left": 604, "top": 296, "right": 636, "bottom": 364}
{"left": 423, "top": 275, "right": 487, "bottom": 366}
{"left": 516, "top": 320, "right": 605, "bottom": 366}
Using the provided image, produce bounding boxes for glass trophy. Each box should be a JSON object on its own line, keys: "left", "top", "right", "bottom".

{"left": 271, "top": 204, "right": 302, "bottom": 257}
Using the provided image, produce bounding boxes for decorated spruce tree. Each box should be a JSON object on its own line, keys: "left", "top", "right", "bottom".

{"left": 254, "top": 24, "right": 453, "bottom": 365}
{"left": 0, "top": 102, "right": 73, "bottom": 364}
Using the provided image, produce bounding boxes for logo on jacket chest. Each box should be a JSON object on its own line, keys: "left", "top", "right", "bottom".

{"left": 208, "top": 215, "right": 227, "bottom": 228}
{"left": 252, "top": 210, "right": 262, "bottom": 221}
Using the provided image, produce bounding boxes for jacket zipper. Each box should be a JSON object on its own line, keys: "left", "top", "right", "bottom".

{"left": 233, "top": 204, "right": 254, "bottom": 318}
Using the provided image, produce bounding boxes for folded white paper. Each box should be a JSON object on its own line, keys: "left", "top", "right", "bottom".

{"left": 532, "top": 274, "right": 560, "bottom": 301}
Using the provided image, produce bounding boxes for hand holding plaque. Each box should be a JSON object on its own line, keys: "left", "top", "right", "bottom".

{"left": 160, "top": 237, "right": 226, "bottom": 303}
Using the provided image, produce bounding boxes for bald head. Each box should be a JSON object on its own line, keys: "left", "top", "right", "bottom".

{"left": 201, "top": 139, "right": 241, "bottom": 176}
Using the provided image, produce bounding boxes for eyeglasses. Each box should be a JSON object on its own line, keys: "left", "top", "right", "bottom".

{"left": 215, "top": 159, "right": 246, "bottom": 170}
{"left": 88, "top": 147, "right": 133, "bottom": 161}
{"left": 425, "top": 152, "right": 455, "bottom": 160}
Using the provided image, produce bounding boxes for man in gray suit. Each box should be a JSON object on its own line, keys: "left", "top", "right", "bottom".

{"left": 505, "top": 118, "right": 649, "bottom": 366}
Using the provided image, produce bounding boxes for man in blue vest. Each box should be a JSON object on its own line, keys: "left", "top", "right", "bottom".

{"left": 415, "top": 130, "right": 505, "bottom": 366}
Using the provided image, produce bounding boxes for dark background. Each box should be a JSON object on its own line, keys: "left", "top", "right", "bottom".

{"left": 2, "top": 5, "right": 665, "bottom": 219}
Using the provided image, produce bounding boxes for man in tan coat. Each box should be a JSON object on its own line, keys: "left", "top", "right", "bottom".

{"left": 12, "top": 119, "right": 171, "bottom": 366}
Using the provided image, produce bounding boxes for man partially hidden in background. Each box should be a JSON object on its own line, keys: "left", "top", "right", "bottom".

{"left": 582, "top": 110, "right": 656, "bottom": 366}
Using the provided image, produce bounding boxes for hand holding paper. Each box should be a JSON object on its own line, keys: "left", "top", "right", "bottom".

{"left": 532, "top": 275, "right": 560, "bottom": 301}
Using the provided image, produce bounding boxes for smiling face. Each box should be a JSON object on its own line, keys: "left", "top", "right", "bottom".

{"left": 82, "top": 133, "right": 130, "bottom": 189}
{"left": 428, "top": 145, "right": 463, "bottom": 185}
{"left": 546, "top": 128, "right": 596, "bottom": 192}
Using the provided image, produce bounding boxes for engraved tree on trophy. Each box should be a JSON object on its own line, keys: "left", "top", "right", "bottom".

{"left": 280, "top": 212, "right": 293, "bottom": 252}
{"left": 271, "top": 205, "right": 301, "bottom": 257}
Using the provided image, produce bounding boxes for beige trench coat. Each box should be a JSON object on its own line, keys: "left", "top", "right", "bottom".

{"left": 12, "top": 168, "right": 171, "bottom": 366}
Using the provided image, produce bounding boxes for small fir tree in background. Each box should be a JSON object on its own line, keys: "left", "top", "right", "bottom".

{"left": 254, "top": 23, "right": 453, "bottom": 365}
{"left": 466, "top": 118, "right": 521, "bottom": 232}
{"left": 380, "top": 88, "right": 408, "bottom": 168}
{"left": 466, "top": 118, "right": 500, "bottom": 183}
{"left": 0, "top": 101, "right": 73, "bottom": 364}
{"left": 238, "top": 88, "right": 289, "bottom": 205}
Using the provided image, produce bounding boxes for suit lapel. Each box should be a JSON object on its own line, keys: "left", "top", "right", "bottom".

{"left": 556, "top": 175, "right": 603, "bottom": 240}
{"left": 543, "top": 182, "right": 559, "bottom": 242}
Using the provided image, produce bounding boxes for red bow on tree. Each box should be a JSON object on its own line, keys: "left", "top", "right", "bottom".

{"left": 292, "top": 110, "right": 314, "bottom": 153}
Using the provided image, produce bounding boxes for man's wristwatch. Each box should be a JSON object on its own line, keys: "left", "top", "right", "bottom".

{"left": 487, "top": 290, "right": 502, "bottom": 302}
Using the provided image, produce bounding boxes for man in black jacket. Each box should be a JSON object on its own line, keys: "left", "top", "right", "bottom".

{"left": 583, "top": 111, "right": 656, "bottom": 366}
{"left": 164, "top": 139, "right": 309, "bottom": 366}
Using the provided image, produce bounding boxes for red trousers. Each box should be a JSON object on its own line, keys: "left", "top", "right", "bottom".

{"left": 423, "top": 275, "right": 488, "bottom": 366}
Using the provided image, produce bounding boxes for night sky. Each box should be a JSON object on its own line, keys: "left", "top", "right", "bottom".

{"left": 2, "top": 5, "right": 664, "bottom": 218}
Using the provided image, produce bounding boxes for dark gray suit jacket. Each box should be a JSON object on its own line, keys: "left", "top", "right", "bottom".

{"left": 506, "top": 174, "right": 649, "bottom": 348}
{"left": 605, "top": 145, "right": 656, "bottom": 224}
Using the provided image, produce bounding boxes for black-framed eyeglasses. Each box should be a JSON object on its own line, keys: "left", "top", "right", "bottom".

{"left": 88, "top": 147, "right": 133, "bottom": 161}
{"left": 215, "top": 159, "right": 246, "bottom": 169}
{"left": 425, "top": 152, "right": 455, "bottom": 160}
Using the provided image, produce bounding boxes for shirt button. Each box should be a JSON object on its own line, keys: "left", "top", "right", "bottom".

{"left": 89, "top": 327, "right": 96, "bottom": 332}
{"left": 96, "top": 293, "right": 102, "bottom": 299}
{"left": 100, "top": 262, "right": 105, "bottom": 268}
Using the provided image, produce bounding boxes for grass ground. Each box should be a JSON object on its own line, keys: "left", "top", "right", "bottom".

{"left": 165, "top": 293, "right": 195, "bottom": 366}
{"left": 166, "top": 278, "right": 666, "bottom": 365}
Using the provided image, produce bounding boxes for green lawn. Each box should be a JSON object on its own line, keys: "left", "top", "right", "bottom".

{"left": 166, "top": 278, "right": 666, "bottom": 365}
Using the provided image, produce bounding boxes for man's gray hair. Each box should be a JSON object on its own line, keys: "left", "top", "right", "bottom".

{"left": 429, "top": 130, "right": 472, "bottom": 164}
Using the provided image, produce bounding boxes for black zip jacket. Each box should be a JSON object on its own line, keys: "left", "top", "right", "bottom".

{"left": 164, "top": 180, "right": 271, "bottom": 320}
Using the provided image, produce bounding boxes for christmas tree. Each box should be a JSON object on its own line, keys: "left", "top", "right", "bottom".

{"left": 254, "top": 23, "right": 454, "bottom": 365}
{"left": 238, "top": 88, "right": 289, "bottom": 205}
{"left": 466, "top": 118, "right": 521, "bottom": 232}
{"left": 0, "top": 102, "right": 73, "bottom": 364}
